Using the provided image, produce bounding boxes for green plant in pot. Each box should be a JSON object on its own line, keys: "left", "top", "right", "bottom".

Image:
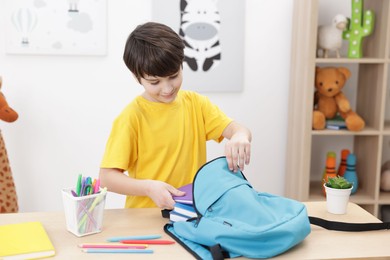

{"left": 324, "top": 176, "right": 353, "bottom": 214}
{"left": 325, "top": 176, "right": 353, "bottom": 189}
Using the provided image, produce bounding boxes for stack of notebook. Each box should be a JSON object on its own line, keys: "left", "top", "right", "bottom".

{"left": 326, "top": 115, "right": 347, "bottom": 130}
{"left": 170, "top": 183, "right": 196, "bottom": 222}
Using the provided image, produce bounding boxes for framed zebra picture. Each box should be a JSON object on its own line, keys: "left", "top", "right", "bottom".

{"left": 152, "top": 0, "right": 245, "bottom": 92}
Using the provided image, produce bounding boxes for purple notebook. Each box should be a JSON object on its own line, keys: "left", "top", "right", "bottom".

{"left": 173, "top": 183, "right": 193, "bottom": 205}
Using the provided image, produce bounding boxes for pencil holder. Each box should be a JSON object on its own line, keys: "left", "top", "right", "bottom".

{"left": 61, "top": 187, "right": 107, "bottom": 237}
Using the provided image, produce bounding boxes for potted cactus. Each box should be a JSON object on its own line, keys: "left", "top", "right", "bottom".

{"left": 324, "top": 176, "right": 353, "bottom": 214}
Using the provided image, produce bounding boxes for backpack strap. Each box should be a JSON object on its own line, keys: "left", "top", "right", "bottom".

{"left": 309, "top": 216, "right": 390, "bottom": 231}
{"left": 209, "top": 244, "right": 230, "bottom": 260}
{"left": 161, "top": 209, "right": 171, "bottom": 218}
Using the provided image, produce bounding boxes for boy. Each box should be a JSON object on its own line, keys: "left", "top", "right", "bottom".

{"left": 99, "top": 22, "right": 251, "bottom": 209}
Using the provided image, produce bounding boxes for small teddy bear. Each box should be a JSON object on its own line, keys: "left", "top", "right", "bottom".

{"left": 312, "top": 67, "right": 365, "bottom": 131}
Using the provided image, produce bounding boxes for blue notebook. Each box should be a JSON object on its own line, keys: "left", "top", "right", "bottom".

{"left": 169, "top": 210, "right": 192, "bottom": 222}
{"left": 173, "top": 202, "right": 197, "bottom": 218}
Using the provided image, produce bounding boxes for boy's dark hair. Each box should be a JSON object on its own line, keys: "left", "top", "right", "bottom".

{"left": 123, "top": 22, "right": 185, "bottom": 82}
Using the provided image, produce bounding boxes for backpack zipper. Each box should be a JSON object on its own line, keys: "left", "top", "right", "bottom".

{"left": 192, "top": 156, "right": 226, "bottom": 227}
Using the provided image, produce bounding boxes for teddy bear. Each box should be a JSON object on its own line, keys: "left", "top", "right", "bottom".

{"left": 312, "top": 66, "right": 365, "bottom": 131}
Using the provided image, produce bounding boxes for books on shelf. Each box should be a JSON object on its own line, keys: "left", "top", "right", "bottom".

{"left": 169, "top": 202, "right": 197, "bottom": 222}
{"left": 172, "top": 183, "right": 193, "bottom": 205}
{"left": 0, "top": 221, "right": 56, "bottom": 259}
{"left": 326, "top": 115, "right": 347, "bottom": 130}
{"left": 326, "top": 125, "right": 347, "bottom": 130}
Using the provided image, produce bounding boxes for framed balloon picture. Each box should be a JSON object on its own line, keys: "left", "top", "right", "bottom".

{"left": 4, "top": 0, "right": 107, "bottom": 55}
{"left": 152, "top": 0, "right": 245, "bottom": 92}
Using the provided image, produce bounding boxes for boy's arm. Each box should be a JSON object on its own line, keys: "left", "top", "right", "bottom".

{"left": 222, "top": 121, "right": 252, "bottom": 172}
{"left": 99, "top": 168, "right": 184, "bottom": 209}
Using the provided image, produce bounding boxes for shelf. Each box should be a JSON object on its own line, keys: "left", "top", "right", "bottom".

{"left": 379, "top": 191, "right": 390, "bottom": 203}
{"left": 286, "top": 0, "right": 390, "bottom": 218}
{"left": 383, "top": 121, "right": 390, "bottom": 134}
{"left": 316, "top": 58, "right": 387, "bottom": 64}
{"left": 309, "top": 181, "right": 375, "bottom": 204}
{"left": 312, "top": 127, "right": 379, "bottom": 136}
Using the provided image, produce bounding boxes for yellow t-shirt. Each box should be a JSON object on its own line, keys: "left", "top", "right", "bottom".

{"left": 100, "top": 90, "right": 232, "bottom": 208}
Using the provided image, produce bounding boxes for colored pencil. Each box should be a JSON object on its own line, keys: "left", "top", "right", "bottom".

{"left": 106, "top": 234, "right": 162, "bottom": 242}
{"left": 82, "top": 248, "right": 153, "bottom": 254}
{"left": 120, "top": 239, "right": 175, "bottom": 245}
{"left": 78, "top": 243, "right": 147, "bottom": 249}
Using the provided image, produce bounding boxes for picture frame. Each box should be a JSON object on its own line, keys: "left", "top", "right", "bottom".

{"left": 4, "top": 0, "right": 107, "bottom": 56}
{"left": 152, "top": 0, "right": 245, "bottom": 92}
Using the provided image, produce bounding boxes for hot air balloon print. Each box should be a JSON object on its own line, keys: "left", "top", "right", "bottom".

{"left": 11, "top": 8, "right": 38, "bottom": 45}
{"left": 68, "top": 0, "right": 80, "bottom": 12}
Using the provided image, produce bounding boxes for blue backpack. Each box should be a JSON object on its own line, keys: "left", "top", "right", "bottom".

{"left": 164, "top": 156, "right": 390, "bottom": 259}
{"left": 164, "top": 156, "right": 311, "bottom": 259}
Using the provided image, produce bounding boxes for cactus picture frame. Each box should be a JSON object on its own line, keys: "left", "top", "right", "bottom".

{"left": 342, "top": 0, "right": 375, "bottom": 58}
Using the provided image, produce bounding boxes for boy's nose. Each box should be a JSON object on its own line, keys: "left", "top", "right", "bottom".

{"left": 162, "top": 83, "right": 174, "bottom": 94}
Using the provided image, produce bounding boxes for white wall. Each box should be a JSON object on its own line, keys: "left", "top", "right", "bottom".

{"left": 0, "top": 0, "right": 293, "bottom": 212}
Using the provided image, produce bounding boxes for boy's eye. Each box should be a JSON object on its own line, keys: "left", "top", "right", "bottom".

{"left": 169, "top": 74, "right": 178, "bottom": 79}
{"left": 150, "top": 81, "right": 159, "bottom": 85}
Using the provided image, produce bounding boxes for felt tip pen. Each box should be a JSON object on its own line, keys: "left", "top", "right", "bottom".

{"left": 106, "top": 234, "right": 162, "bottom": 242}
{"left": 82, "top": 248, "right": 154, "bottom": 254}
{"left": 76, "top": 174, "right": 82, "bottom": 196}
{"left": 120, "top": 239, "right": 175, "bottom": 245}
{"left": 94, "top": 178, "right": 100, "bottom": 193}
{"left": 78, "top": 243, "right": 147, "bottom": 249}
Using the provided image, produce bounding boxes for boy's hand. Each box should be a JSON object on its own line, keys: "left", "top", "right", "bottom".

{"left": 146, "top": 180, "right": 185, "bottom": 209}
{"left": 222, "top": 121, "right": 252, "bottom": 173}
{"left": 225, "top": 133, "right": 251, "bottom": 172}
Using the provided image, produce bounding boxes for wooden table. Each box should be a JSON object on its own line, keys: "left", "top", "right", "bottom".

{"left": 1, "top": 202, "right": 389, "bottom": 259}
{"left": 274, "top": 202, "right": 390, "bottom": 259}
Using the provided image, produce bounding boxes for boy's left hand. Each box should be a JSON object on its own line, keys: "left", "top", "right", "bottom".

{"left": 225, "top": 133, "right": 251, "bottom": 172}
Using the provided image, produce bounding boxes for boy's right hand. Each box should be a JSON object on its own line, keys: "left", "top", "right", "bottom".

{"left": 145, "top": 180, "right": 185, "bottom": 209}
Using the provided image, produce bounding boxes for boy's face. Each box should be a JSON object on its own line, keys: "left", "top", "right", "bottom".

{"left": 140, "top": 68, "right": 183, "bottom": 103}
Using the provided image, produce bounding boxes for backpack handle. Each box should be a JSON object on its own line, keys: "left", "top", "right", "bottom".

{"left": 309, "top": 216, "right": 390, "bottom": 231}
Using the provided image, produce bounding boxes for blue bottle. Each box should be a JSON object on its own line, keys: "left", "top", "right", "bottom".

{"left": 343, "top": 153, "right": 358, "bottom": 194}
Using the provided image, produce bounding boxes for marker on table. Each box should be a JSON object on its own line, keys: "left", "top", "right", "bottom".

{"left": 78, "top": 243, "right": 147, "bottom": 249}
{"left": 120, "top": 239, "right": 175, "bottom": 245}
{"left": 106, "top": 234, "right": 162, "bottom": 242}
{"left": 82, "top": 248, "right": 154, "bottom": 254}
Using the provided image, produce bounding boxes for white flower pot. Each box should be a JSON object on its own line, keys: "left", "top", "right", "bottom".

{"left": 324, "top": 183, "right": 353, "bottom": 214}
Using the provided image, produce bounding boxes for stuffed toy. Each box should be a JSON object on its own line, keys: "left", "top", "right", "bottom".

{"left": 381, "top": 160, "right": 390, "bottom": 192}
{"left": 0, "top": 76, "right": 19, "bottom": 213}
{"left": 312, "top": 67, "right": 365, "bottom": 131}
{"left": 317, "top": 14, "right": 348, "bottom": 58}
